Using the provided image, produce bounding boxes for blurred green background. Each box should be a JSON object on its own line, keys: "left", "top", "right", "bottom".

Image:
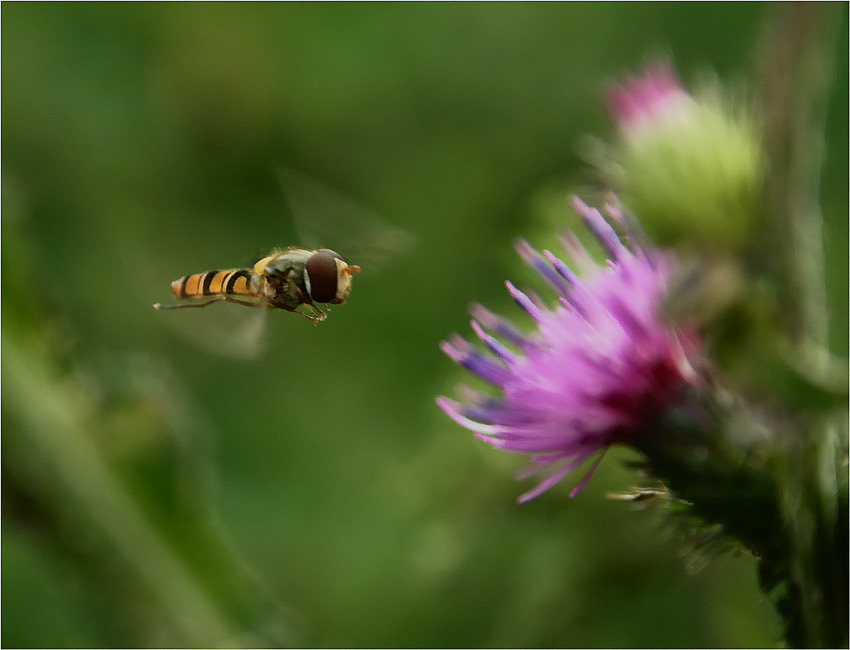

{"left": 3, "top": 3, "right": 846, "bottom": 648}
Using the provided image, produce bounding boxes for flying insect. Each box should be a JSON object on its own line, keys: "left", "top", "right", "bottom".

{"left": 153, "top": 247, "right": 360, "bottom": 323}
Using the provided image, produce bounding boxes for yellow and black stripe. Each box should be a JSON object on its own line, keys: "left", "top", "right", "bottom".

{"left": 170, "top": 269, "right": 255, "bottom": 300}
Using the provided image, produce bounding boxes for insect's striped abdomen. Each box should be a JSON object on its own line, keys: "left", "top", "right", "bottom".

{"left": 171, "top": 269, "right": 255, "bottom": 300}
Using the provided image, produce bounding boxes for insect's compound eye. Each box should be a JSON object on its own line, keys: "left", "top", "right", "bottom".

{"left": 317, "top": 248, "right": 346, "bottom": 262}
{"left": 305, "top": 251, "right": 339, "bottom": 303}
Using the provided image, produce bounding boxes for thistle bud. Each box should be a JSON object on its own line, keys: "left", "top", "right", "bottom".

{"left": 605, "top": 63, "right": 764, "bottom": 252}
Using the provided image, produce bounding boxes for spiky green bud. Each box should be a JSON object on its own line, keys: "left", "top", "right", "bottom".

{"left": 606, "top": 64, "right": 764, "bottom": 252}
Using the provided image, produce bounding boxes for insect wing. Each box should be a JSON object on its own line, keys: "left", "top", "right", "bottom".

{"left": 158, "top": 296, "right": 271, "bottom": 360}
{"left": 276, "top": 167, "right": 415, "bottom": 270}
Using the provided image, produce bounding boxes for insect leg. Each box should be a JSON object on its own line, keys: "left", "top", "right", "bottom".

{"left": 221, "top": 297, "right": 276, "bottom": 309}
{"left": 284, "top": 304, "right": 324, "bottom": 323}
{"left": 153, "top": 296, "right": 273, "bottom": 310}
{"left": 154, "top": 298, "right": 227, "bottom": 310}
{"left": 288, "top": 288, "right": 328, "bottom": 323}
{"left": 302, "top": 303, "right": 328, "bottom": 322}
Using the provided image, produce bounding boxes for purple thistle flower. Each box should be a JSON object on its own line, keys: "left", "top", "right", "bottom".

{"left": 437, "top": 196, "right": 701, "bottom": 503}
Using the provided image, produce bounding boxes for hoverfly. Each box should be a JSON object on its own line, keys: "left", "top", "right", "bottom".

{"left": 153, "top": 247, "right": 360, "bottom": 323}
{"left": 154, "top": 169, "right": 411, "bottom": 354}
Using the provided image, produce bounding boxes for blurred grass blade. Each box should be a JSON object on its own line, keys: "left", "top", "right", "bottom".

{"left": 2, "top": 335, "right": 261, "bottom": 648}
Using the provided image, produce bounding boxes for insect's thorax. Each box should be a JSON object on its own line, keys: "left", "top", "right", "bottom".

{"left": 255, "top": 249, "right": 312, "bottom": 308}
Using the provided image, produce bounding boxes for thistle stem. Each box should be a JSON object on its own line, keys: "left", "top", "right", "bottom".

{"left": 754, "top": 2, "right": 839, "bottom": 348}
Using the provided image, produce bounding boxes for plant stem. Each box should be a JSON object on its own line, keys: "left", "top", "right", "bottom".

{"left": 754, "top": 2, "right": 839, "bottom": 348}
